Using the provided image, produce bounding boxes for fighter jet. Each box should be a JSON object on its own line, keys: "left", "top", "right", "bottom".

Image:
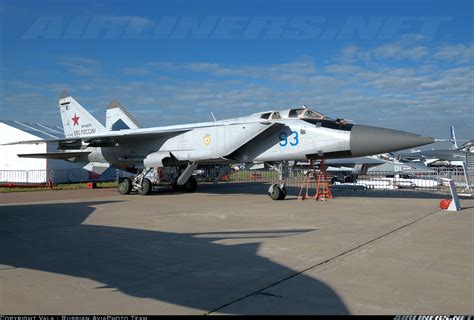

{"left": 10, "top": 92, "right": 435, "bottom": 200}
{"left": 324, "top": 155, "right": 433, "bottom": 180}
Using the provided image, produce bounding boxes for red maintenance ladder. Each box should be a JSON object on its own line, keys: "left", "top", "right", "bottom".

{"left": 297, "top": 170, "right": 316, "bottom": 200}
{"left": 297, "top": 160, "right": 333, "bottom": 201}
{"left": 314, "top": 161, "right": 333, "bottom": 201}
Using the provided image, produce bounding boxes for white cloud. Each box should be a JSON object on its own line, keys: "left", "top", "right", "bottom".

{"left": 433, "top": 44, "right": 474, "bottom": 64}
{"left": 4, "top": 37, "right": 474, "bottom": 139}
{"left": 57, "top": 56, "right": 102, "bottom": 77}
{"left": 150, "top": 55, "right": 316, "bottom": 82}
{"left": 121, "top": 67, "right": 151, "bottom": 76}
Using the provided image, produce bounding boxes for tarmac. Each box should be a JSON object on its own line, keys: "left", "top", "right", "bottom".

{"left": 0, "top": 183, "right": 472, "bottom": 314}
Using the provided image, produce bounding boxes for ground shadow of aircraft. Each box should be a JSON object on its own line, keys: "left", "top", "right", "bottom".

{"left": 0, "top": 200, "right": 348, "bottom": 314}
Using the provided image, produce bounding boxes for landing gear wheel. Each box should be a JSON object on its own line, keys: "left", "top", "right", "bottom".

{"left": 118, "top": 177, "right": 132, "bottom": 194}
{"left": 183, "top": 176, "right": 197, "bottom": 193}
{"left": 138, "top": 178, "right": 152, "bottom": 195}
{"left": 170, "top": 182, "right": 180, "bottom": 191}
{"left": 269, "top": 184, "right": 286, "bottom": 200}
{"left": 279, "top": 186, "right": 287, "bottom": 200}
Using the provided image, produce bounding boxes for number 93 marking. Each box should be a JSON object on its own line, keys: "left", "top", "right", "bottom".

{"left": 279, "top": 131, "right": 299, "bottom": 147}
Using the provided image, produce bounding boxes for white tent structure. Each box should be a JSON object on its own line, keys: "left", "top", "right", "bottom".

{"left": 0, "top": 120, "right": 116, "bottom": 184}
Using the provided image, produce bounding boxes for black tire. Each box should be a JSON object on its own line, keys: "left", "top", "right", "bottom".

{"left": 170, "top": 182, "right": 180, "bottom": 191}
{"left": 278, "top": 186, "right": 287, "bottom": 200}
{"left": 269, "top": 184, "right": 283, "bottom": 200}
{"left": 138, "top": 178, "right": 152, "bottom": 195}
{"left": 183, "top": 176, "right": 197, "bottom": 193}
{"left": 118, "top": 177, "right": 132, "bottom": 194}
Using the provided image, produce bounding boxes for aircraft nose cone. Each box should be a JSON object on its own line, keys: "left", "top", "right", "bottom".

{"left": 350, "top": 125, "right": 434, "bottom": 157}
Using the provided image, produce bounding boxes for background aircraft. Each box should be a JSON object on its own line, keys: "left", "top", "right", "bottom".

{"left": 396, "top": 126, "right": 473, "bottom": 167}
{"left": 395, "top": 127, "right": 473, "bottom": 191}
{"left": 10, "top": 92, "right": 435, "bottom": 200}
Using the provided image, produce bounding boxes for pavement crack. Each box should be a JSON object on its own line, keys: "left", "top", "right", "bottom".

{"left": 257, "top": 292, "right": 284, "bottom": 298}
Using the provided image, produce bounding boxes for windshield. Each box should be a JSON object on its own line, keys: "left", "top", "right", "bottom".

{"left": 260, "top": 112, "right": 271, "bottom": 119}
{"left": 271, "top": 112, "right": 281, "bottom": 119}
{"left": 302, "top": 109, "right": 325, "bottom": 119}
{"left": 299, "top": 108, "right": 334, "bottom": 120}
{"left": 288, "top": 108, "right": 306, "bottom": 118}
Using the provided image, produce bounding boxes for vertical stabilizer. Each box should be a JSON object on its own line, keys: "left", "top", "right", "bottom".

{"left": 450, "top": 126, "right": 458, "bottom": 149}
{"left": 106, "top": 99, "right": 141, "bottom": 131}
{"left": 59, "top": 91, "right": 107, "bottom": 138}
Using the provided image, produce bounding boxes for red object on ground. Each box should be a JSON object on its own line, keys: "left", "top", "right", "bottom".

{"left": 439, "top": 199, "right": 452, "bottom": 209}
{"left": 0, "top": 183, "right": 50, "bottom": 188}
{"left": 87, "top": 182, "right": 97, "bottom": 189}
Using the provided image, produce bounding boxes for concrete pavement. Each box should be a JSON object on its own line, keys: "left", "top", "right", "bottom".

{"left": 0, "top": 184, "right": 472, "bottom": 314}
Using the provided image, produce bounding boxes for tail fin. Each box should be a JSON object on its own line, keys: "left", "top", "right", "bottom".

{"left": 59, "top": 91, "right": 107, "bottom": 138}
{"left": 450, "top": 126, "right": 458, "bottom": 149}
{"left": 105, "top": 99, "right": 141, "bottom": 131}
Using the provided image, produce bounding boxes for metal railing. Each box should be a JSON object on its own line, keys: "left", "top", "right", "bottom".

{"left": 192, "top": 167, "right": 471, "bottom": 193}
{"left": 0, "top": 168, "right": 121, "bottom": 184}
{"left": 0, "top": 167, "right": 471, "bottom": 193}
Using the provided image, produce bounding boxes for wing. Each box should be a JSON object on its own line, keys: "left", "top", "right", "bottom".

{"left": 17, "top": 151, "right": 91, "bottom": 160}
{"left": 224, "top": 122, "right": 286, "bottom": 161}
{"left": 2, "top": 127, "right": 191, "bottom": 149}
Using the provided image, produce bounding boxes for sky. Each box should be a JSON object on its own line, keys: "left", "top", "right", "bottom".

{"left": 0, "top": 0, "right": 473, "bottom": 147}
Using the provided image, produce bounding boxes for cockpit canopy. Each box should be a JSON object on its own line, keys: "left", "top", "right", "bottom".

{"left": 259, "top": 107, "right": 331, "bottom": 120}
{"left": 259, "top": 111, "right": 281, "bottom": 120}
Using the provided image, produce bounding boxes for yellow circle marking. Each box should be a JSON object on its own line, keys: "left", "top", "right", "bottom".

{"left": 203, "top": 134, "right": 211, "bottom": 145}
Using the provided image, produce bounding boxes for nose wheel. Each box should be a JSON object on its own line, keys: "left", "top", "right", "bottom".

{"left": 268, "top": 183, "right": 287, "bottom": 200}
{"left": 268, "top": 161, "right": 289, "bottom": 200}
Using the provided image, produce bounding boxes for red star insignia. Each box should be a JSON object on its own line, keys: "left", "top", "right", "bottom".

{"left": 72, "top": 113, "right": 80, "bottom": 126}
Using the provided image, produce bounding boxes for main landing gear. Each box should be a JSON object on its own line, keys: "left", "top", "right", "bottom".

{"left": 170, "top": 176, "right": 197, "bottom": 193}
{"left": 118, "top": 166, "right": 198, "bottom": 195}
{"left": 118, "top": 167, "right": 153, "bottom": 195}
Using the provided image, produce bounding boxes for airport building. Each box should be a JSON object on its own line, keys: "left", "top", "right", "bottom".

{"left": 0, "top": 120, "right": 117, "bottom": 184}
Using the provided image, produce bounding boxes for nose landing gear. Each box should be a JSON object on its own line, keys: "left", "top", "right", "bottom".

{"left": 268, "top": 183, "right": 287, "bottom": 200}
{"left": 268, "top": 161, "right": 289, "bottom": 200}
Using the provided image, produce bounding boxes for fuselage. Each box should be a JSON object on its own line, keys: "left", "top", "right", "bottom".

{"left": 80, "top": 109, "right": 433, "bottom": 173}
{"left": 13, "top": 95, "right": 436, "bottom": 177}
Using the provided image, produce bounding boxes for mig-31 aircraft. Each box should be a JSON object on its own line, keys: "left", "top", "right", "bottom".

{"left": 10, "top": 92, "right": 435, "bottom": 200}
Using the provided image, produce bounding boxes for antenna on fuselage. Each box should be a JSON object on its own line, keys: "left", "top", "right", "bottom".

{"left": 211, "top": 112, "right": 217, "bottom": 122}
